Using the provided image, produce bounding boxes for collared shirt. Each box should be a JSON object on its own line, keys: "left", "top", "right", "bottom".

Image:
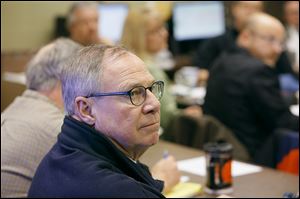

{"left": 1, "top": 90, "right": 64, "bottom": 197}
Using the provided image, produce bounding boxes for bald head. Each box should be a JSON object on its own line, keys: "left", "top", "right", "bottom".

{"left": 238, "top": 13, "right": 285, "bottom": 67}
{"left": 243, "top": 12, "right": 284, "bottom": 33}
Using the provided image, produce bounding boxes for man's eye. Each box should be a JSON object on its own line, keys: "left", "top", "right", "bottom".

{"left": 131, "top": 88, "right": 144, "bottom": 96}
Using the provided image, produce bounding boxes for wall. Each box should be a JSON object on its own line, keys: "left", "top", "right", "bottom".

{"left": 1, "top": 1, "right": 73, "bottom": 52}
{"left": 1, "top": 1, "right": 284, "bottom": 52}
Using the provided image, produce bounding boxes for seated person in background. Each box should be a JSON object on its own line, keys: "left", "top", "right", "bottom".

{"left": 120, "top": 7, "right": 250, "bottom": 162}
{"left": 28, "top": 45, "right": 180, "bottom": 197}
{"left": 278, "top": 1, "right": 299, "bottom": 96}
{"left": 193, "top": 1, "right": 296, "bottom": 78}
{"left": 67, "top": 1, "right": 113, "bottom": 46}
{"left": 1, "top": 38, "right": 82, "bottom": 197}
{"left": 203, "top": 13, "right": 299, "bottom": 165}
{"left": 284, "top": 1, "right": 299, "bottom": 74}
{"left": 121, "top": 7, "right": 202, "bottom": 131}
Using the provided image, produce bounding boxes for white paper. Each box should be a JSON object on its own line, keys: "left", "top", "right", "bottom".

{"left": 177, "top": 156, "right": 262, "bottom": 177}
{"left": 3, "top": 72, "right": 26, "bottom": 85}
{"left": 180, "top": 175, "right": 190, "bottom": 183}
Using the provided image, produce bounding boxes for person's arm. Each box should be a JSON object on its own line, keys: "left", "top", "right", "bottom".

{"left": 249, "top": 67, "right": 299, "bottom": 132}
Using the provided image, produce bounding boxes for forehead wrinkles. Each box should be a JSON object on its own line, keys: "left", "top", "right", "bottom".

{"left": 101, "top": 52, "right": 151, "bottom": 90}
{"left": 98, "top": 51, "right": 126, "bottom": 90}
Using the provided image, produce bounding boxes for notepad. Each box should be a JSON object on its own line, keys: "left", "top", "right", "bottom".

{"left": 164, "top": 182, "right": 202, "bottom": 198}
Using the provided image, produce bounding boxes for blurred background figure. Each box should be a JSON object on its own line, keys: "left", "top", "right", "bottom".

{"left": 1, "top": 38, "right": 82, "bottom": 197}
{"left": 277, "top": 1, "right": 299, "bottom": 102}
{"left": 204, "top": 12, "right": 299, "bottom": 166}
{"left": 121, "top": 6, "right": 202, "bottom": 132}
{"left": 284, "top": 1, "right": 299, "bottom": 74}
{"left": 67, "top": 1, "right": 113, "bottom": 46}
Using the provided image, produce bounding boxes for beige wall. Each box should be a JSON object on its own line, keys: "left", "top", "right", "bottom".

{"left": 1, "top": 1, "right": 73, "bottom": 52}
{"left": 1, "top": 1, "right": 174, "bottom": 52}
{"left": 1, "top": 1, "right": 173, "bottom": 52}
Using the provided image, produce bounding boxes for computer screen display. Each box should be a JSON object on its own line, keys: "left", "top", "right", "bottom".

{"left": 98, "top": 3, "right": 128, "bottom": 44}
{"left": 173, "top": 1, "right": 225, "bottom": 41}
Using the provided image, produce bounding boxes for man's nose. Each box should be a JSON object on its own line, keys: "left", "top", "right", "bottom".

{"left": 87, "top": 21, "right": 97, "bottom": 31}
{"left": 273, "top": 41, "right": 284, "bottom": 54}
{"left": 142, "top": 90, "right": 160, "bottom": 114}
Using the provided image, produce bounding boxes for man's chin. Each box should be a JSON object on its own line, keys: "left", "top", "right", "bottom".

{"left": 150, "top": 132, "right": 160, "bottom": 146}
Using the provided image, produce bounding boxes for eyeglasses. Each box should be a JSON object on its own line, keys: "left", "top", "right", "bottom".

{"left": 251, "top": 31, "right": 285, "bottom": 49}
{"left": 86, "top": 81, "right": 164, "bottom": 106}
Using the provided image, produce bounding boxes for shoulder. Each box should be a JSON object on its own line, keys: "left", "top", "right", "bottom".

{"left": 31, "top": 156, "right": 162, "bottom": 197}
{"left": 250, "top": 66, "right": 279, "bottom": 87}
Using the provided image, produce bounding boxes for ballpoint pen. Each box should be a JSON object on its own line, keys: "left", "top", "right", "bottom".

{"left": 163, "top": 150, "right": 169, "bottom": 159}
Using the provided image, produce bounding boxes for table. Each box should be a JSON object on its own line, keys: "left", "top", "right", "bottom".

{"left": 140, "top": 140, "right": 299, "bottom": 198}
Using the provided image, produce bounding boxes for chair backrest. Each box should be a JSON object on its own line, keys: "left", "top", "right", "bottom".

{"left": 163, "top": 114, "right": 251, "bottom": 162}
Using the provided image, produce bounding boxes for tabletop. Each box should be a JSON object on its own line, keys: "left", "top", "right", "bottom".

{"left": 140, "top": 140, "right": 299, "bottom": 198}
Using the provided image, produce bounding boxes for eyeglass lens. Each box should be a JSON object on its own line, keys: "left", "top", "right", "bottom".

{"left": 130, "top": 82, "right": 163, "bottom": 105}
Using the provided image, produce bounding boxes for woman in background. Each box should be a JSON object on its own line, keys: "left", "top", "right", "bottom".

{"left": 121, "top": 7, "right": 202, "bottom": 132}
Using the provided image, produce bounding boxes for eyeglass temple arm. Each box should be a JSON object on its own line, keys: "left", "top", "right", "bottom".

{"left": 86, "top": 91, "right": 130, "bottom": 98}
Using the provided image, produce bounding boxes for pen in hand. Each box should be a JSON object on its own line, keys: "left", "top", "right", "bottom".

{"left": 163, "top": 150, "right": 169, "bottom": 159}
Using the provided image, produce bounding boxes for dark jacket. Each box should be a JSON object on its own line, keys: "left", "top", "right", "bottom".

{"left": 203, "top": 47, "right": 299, "bottom": 157}
{"left": 28, "top": 116, "right": 164, "bottom": 198}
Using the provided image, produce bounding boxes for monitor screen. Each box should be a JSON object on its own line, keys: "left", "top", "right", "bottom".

{"left": 173, "top": 1, "right": 225, "bottom": 41}
{"left": 98, "top": 3, "right": 128, "bottom": 44}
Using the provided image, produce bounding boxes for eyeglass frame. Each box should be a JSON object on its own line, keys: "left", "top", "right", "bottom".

{"left": 250, "top": 30, "right": 286, "bottom": 49}
{"left": 85, "top": 80, "right": 164, "bottom": 106}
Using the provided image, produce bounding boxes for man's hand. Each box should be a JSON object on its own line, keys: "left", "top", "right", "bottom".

{"left": 150, "top": 155, "right": 181, "bottom": 193}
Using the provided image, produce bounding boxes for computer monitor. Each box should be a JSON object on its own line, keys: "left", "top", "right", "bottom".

{"left": 98, "top": 3, "right": 128, "bottom": 44}
{"left": 172, "top": 1, "right": 225, "bottom": 41}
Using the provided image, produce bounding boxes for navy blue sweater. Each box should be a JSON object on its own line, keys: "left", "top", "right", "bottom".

{"left": 28, "top": 116, "right": 164, "bottom": 198}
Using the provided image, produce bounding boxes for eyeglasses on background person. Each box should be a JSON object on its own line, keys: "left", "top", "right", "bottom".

{"left": 85, "top": 80, "right": 164, "bottom": 106}
{"left": 250, "top": 30, "right": 286, "bottom": 50}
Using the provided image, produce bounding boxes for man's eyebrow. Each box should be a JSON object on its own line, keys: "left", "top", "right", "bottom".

{"left": 119, "top": 80, "right": 155, "bottom": 91}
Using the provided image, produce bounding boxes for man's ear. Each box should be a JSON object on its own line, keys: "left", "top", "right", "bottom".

{"left": 74, "top": 96, "right": 96, "bottom": 126}
{"left": 238, "top": 29, "right": 251, "bottom": 48}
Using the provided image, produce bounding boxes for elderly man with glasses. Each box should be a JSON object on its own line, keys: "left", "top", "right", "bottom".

{"left": 28, "top": 45, "right": 180, "bottom": 198}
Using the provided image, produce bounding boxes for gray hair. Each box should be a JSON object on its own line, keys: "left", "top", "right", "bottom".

{"left": 61, "top": 45, "right": 129, "bottom": 115}
{"left": 66, "top": 1, "right": 98, "bottom": 29}
{"left": 26, "top": 37, "right": 82, "bottom": 92}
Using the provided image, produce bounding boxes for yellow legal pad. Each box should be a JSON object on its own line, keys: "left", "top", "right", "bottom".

{"left": 164, "top": 182, "right": 202, "bottom": 198}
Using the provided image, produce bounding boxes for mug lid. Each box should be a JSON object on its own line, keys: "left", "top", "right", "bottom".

{"left": 203, "top": 142, "right": 233, "bottom": 154}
